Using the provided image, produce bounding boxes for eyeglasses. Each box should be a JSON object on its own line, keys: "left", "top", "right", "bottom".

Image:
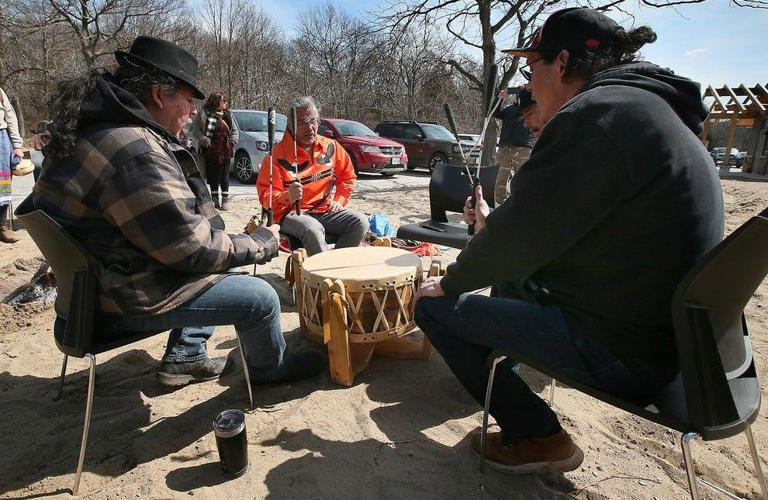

{"left": 298, "top": 116, "right": 319, "bottom": 126}
{"left": 519, "top": 57, "right": 542, "bottom": 81}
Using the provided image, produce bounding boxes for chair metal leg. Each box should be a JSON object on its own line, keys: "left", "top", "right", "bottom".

{"left": 548, "top": 378, "right": 556, "bottom": 407}
{"left": 237, "top": 336, "right": 253, "bottom": 409}
{"left": 73, "top": 353, "right": 96, "bottom": 496}
{"left": 55, "top": 354, "right": 68, "bottom": 401}
{"left": 480, "top": 355, "right": 507, "bottom": 473}
{"left": 745, "top": 424, "right": 768, "bottom": 499}
{"left": 681, "top": 432, "right": 701, "bottom": 500}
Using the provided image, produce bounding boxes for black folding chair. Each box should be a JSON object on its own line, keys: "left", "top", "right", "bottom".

{"left": 15, "top": 195, "right": 254, "bottom": 495}
{"left": 397, "top": 163, "right": 499, "bottom": 249}
{"left": 482, "top": 209, "right": 768, "bottom": 499}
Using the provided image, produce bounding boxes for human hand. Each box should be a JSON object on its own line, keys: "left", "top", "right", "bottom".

{"left": 498, "top": 89, "right": 509, "bottom": 100}
{"left": 288, "top": 182, "right": 303, "bottom": 203}
{"left": 465, "top": 184, "right": 490, "bottom": 232}
{"left": 266, "top": 224, "right": 280, "bottom": 241}
{"left": 328, "top": 200, "right": 343, "bottom": 212}
{"left": 12, "top": 148, "right": 22, "bottom": 160}
{"left": 199, "top": 136, "right": 211, "bottom": 148}
{"left": 413, "top": 276, "right": 446, "bottom": 313}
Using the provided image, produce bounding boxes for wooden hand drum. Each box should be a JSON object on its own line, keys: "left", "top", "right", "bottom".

{"left": 289, "top": 246, "right": 437, "bottom": 386}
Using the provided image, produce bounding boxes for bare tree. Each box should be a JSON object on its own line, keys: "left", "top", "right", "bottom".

{"left": 40, "top": 0, "right": 187, "bottom": 68}
{"left": 378, "top": 0, "right": 764, "bottom": 164}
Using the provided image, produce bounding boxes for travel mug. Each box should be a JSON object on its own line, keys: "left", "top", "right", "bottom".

{"left": 213, "top": 409, "right": 248, "bottom": 476}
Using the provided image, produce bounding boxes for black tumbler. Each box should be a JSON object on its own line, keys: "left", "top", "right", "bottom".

{"left": 213, "top": 409, "right": 248, "bottom": 476}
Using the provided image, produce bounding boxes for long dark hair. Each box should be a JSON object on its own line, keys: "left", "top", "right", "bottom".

{"left": 204, "top": 92, "right": 227, "bottom": 113}
{"left": 44, "top": 63, "right": 179, "bottom": 162}
{"left": 540, "top": 26, "right": 658, "bottom": 82}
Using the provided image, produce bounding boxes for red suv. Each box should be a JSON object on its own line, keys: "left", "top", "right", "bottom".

{"left": 319, "top": 118, "right": 407, "bottom": 176}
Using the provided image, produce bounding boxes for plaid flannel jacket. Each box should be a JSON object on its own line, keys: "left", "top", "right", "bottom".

{"left": 34, "top": 122, "right": 275, "bottom": 316}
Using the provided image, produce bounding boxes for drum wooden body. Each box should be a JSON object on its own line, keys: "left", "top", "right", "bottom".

{"left": 289, "top": 246, "right": 438, "bottom": 386}
{"left": 299, "top": 247, "right": 421, "bottom": 343}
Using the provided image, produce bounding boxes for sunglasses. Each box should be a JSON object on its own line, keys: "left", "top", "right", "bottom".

{"left": 519, "top": 57, "right": 542, "bottom": 81}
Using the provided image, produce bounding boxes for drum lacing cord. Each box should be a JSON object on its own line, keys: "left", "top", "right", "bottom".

{"left": 327, "top": 289, "right": 362, "bottom": 329}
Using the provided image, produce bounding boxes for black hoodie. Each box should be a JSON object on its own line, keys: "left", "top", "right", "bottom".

{"left": 440, "top": 62, "right": 724, "bottom": 364}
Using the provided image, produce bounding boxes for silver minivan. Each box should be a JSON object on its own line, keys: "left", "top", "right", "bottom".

{"left": 230, "top": 109, "right": 287, "bottom": 183}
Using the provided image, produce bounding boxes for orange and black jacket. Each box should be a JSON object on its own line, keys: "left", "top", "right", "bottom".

{"left": 257, "top": 132, "right": 356, "bottom": 222}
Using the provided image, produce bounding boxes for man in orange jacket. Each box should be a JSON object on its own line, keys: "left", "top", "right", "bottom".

{"left": 257, "top": 96, "right": 367, "bottom": 256}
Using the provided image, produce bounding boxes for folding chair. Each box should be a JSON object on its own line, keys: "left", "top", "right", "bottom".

{"left": 15, "top": 195, "right": 254, "bottom": 495}
{"left": 397, "top": 163, "right": 499, "bottom": 249}
{"left": 482, "top": 208, "right": 768, "bottom": 499}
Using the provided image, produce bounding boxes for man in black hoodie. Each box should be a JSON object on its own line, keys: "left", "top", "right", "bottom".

{"left": 414, "top": 8, "right": 723, "bottom": 474}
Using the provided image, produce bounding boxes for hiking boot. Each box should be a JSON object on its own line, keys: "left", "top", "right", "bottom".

{"left": 220, "top": 197, "right": 229, "bottom": 211}
{"left": 0, "top": 227, "right": 20, "bottom": 243}
{"left": 158, "top": 356, "right": 232, "bottom": 386}
{"left": 253, "top": 350, "right": 325, "bottom": 385}
{"left": 214, "top": 199, "right": 221, "bottom": 209}
{"left": 471, "top": 429, "right": 583, "bottom": 474}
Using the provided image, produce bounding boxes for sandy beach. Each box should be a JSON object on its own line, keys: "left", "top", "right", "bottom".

{"left": 1, "top": 178, "right": 766, "bottom": 499}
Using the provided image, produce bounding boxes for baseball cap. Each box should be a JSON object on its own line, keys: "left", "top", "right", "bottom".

{"left": 502, "top": 8, "right": 620, "bottom": 57}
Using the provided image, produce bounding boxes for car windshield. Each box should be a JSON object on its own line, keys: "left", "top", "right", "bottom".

{"left": 421, "top": 123, "right": 455, "bottom": 141}
{"left": 234, "top": 111, "right": 287, "bottom": 133}
{"left": 334, "top": 121, "right": 377, "bottom": 137}
{"left": 458, "top": 134, "right": 480, "bottom": 142}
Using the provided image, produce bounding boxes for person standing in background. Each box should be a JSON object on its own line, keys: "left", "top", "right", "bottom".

{"left": 493, "top": 86, "right": 535, "bottom": 203}
{"left": 196, "top": 92, "right": 238, "bottom": 210}
{"left": 0, "top": 87, "right": 23, "bottom": 243}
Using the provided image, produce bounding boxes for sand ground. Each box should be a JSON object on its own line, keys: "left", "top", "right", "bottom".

{"left": 0, "top": 179, "right": 766, "bottom": 499}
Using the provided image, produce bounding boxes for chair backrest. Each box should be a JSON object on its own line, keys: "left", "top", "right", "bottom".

{"left": 429, "top": 163, "right": 499, "bottom": 222}
{"left": 15, "top": 195, "right": 96, "bottom": 356}
{"left": 672, "top": 209, "right": 768, "bottom": 433}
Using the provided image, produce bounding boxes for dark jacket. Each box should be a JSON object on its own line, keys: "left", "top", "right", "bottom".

{"left": 441, "top": 62, "right": 724, "bottom": 364}
{"left": 495, "top": 97, "right": 534, "bottom": 148}
{"left": 34, "top": 73, "right": 276, "bottom": 317}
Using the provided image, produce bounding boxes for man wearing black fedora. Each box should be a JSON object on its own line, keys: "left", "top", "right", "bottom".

{"left": 33, "top": 36, "right": 324, "bottom": 386}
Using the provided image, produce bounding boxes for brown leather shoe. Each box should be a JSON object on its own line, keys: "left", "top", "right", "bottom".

{"left": 0, "top": 228, "right": 20, "bottom": 243}
{"left": 471, "top": 429, "right": 583, "bottom": 474}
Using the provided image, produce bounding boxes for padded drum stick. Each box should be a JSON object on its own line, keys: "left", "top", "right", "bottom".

{"left": 289, "top": 106, "right": 301, "bottom": 216}
{"left": 444, "top": 103, "right": 477, "bottom": 236}
{"left": 265, "top": 106, "right": 275, "bottom": 226}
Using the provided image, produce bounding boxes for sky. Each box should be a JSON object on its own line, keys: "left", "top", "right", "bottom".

{"left": 252, "top": 0, "right": 766, "bottom": 89}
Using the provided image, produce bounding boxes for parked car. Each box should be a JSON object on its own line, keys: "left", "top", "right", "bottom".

{"left": 374, "top": 120, "right": 481, "bottom": 172}
{"left": 228, "top": 109, "right": 287, "bottom": 183}
{"left": 29, "top": 119, "right": 51, "bottom": 180}
{"left": 318, "top": 118, "right": 407, "bottom": 176}
{"left": 710, "top": 147, "right": 741, "bottom": 167}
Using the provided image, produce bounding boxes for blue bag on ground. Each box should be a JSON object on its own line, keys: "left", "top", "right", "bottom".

{"left": 369, "top": 213, "right": 396, "bottom": 237}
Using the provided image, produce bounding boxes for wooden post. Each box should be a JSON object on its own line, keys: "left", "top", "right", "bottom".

{"left": 292, "top": 249, "right": 307, "bottom": 331}
{"left": 324, "top": 278, "right": 354, "bottom": 386}
{"left": 721, "top": 118, "right": 738, "bottom": 175}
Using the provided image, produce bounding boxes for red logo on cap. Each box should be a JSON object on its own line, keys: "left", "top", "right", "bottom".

{"left": 530, "top": 28, "right": 542, "bottom": 49}
{"left": 585, "top": 38, "right": 600, "bottom": 48}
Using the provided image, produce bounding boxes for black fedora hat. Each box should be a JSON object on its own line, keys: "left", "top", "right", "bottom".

{"left": 115, "top": 36, "right": 205, "bottom": 99}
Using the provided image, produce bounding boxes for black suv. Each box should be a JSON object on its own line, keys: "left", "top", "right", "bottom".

{"left": 374, "top": 120, "right": 478, "bottom": 172}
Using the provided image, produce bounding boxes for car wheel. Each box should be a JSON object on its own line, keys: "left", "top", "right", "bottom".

{"left": 233, "top": 151, "right": 255, "bottom": 183}
{"left": 381, "top": 172, "right": 395, "bottom": 177}
{"left": 429, "top": 152, "right": 446, "bottom": 173}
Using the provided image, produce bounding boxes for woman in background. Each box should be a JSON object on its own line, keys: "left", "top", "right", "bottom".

{"left": 0, "top": 87, "right": 23, "bottom": 243}
{"left": 196, "top": 92, "right": 238, "bottom": 210}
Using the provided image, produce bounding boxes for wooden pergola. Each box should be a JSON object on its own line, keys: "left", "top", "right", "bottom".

{"left": 701, "top": 83, "right": 768, "bottom": 174}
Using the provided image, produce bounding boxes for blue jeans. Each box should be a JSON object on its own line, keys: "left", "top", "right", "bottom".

{"left": 281, "top": 209, "right": 368, "bottom": 256}
{"left": 111, "top": 274, "right": 291, "bottom": 382}
{"left": 415, "top": 293, "right": 678, "bottom": 439}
